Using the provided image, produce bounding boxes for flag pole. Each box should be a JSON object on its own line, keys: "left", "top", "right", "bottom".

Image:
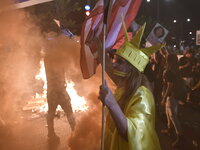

{"left": 101, "top": 23, "right": 106, "bottom": 150}
{"left": 101, "top": 8, "right": 106, "bottom": 150}
{"left": 101, "top": 0, "right": 108, "bottom": 149}
{"left": 101, "top": 0, "right": 113, "bottom": 149}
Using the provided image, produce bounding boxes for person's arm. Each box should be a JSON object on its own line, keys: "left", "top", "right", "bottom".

{"left": 161, "top": 82, "right": 173, "bottom": 105}
{"left": 179, "top": 61, "right": 190, "bottom": 69}
{"left": 192, "top": 80, "right": 200, "bottom": 91}
{"left": 99, "top": 82, "right": 128, "bottom": 141}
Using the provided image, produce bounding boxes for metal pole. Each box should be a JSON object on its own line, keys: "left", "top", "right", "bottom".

{"left": 101, "top": 0, "right": 113, "bottom": 149}
{"left": 101, "top": 23, "right": 106, "bottom": 150}
{"left": 100, "top": 0, "right": 107, "bottom": 148}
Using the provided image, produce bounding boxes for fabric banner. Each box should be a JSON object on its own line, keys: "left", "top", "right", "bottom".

{"left": 80, "top": 0, "right": 142, "bottom": 79}
{"left": 14, "top": 0, "right": 53, "bottom": 9}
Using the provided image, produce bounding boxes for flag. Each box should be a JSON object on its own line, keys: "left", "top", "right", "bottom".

{"left": 130, "top": 21, "right": 141, "bottom": 35}
{"left": 113, "top": 32, "right": 132, "bottom": 49}
{"left": 14, "top": 0, "right": 53, "bottom": 9}
{"left": 80, "top": 0, "right": 142, "bottom": 79}
{"left": 54, "top": 19, "right": 74, "bottom": 39}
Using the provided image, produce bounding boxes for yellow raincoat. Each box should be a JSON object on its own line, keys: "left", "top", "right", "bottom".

{"left": 105, "top": 86, "right": 161, "bottom": 150}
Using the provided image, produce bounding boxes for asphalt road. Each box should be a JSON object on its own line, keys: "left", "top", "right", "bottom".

{"left": 0, "top": 103, "right": 200, "bottom": 150}
{"left": 0, "top": 111, "right": 71, "bottom": 150}
{"left": 157, "top": 103, "right": 200, "bottom": 150}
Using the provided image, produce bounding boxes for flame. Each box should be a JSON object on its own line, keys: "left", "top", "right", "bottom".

{"left": 24, "top": 59, "right": 88, "bottom": 114}
{"left": 35, "top": 59, "right": 47, "bottom": 99}
{"left": 66, "top": 81, "right": 88, "bottom": 112}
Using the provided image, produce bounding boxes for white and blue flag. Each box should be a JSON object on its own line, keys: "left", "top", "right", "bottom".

{"left": 14, "top": 0, "right": 53, "bottom": 9}
{"left": 53, "top": 19, "right": 74, "bottom": 39}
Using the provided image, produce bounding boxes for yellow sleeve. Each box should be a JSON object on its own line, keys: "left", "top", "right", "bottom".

{"left": 192, "top": 81, "right": 200, "bottom": 90}
{"left": 125, "top": 87, "right": 161, "bottom": 150}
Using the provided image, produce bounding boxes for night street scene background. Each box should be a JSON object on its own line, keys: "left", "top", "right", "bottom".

{"left": 0, "top": 0, "right": 200, "bottom": 150}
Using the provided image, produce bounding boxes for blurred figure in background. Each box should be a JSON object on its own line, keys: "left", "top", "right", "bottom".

{"left": 179, "top": 50, "right": 194, "bottom": 101}
{"left": 153, "top": 48, "right": 168, "bottom": 106}
{"left": 44, "top": 32, "right": 76, "bottom": 143}
{"left": 161, "top": 54, "right": 183, "bottom": 147}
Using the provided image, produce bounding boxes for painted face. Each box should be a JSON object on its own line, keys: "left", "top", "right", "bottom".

{"left": 112, "top": 56, "right": 131, "bottom": 77}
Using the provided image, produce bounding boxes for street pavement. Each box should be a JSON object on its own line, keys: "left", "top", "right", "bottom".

{"left": 0, "top": 103, "right": 200, "bottom": 150}
{"left": 157, "top": 103, "right": 200, "bottom": 150}
{"left": 0, "top": 111, "right": 72, "bottom": 150}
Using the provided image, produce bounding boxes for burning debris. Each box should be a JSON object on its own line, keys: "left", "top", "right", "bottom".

{"left": 0, "top": 1, "right": 102, "bottom": 149}
{"left": 22, "top": 59, "right": 89, "bottom": 119}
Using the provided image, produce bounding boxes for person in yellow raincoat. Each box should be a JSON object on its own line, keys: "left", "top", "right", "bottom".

{"left": 98, "top": 18, "right": 165, "bottom": 150}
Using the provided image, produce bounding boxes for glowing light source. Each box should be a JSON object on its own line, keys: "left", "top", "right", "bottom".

{"left": 85, "top": 11, "right": 90, "bottom": 16}
{"left": 187, "top": 18, "right": 191, "bottom": 22}
{"left": 85, "top": 5, "right": 90, "bottom": 11}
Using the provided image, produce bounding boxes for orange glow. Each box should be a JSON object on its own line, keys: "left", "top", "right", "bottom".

{"left": 24, "top": 59, "right": 88, "bottom": 113}
{"left": 66, "top": 81, "right": 88, "bottom": 112}
{"left": 35, "top": 59, "right": 47, "bottom": 99}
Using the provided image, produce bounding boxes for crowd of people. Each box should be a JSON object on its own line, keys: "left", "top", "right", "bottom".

{"left": 106, "top": 38, "right": 200, "bottom": 148}
{"left": 143, "top": 45, "right": 200, "bottom": 147}
{"left": 146, "top": 45, "right": 200, "bottom": 106}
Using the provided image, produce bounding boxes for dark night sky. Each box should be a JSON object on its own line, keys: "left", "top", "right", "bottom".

{"left": 138, "top": 0, "right": 200, "bottom": 45}
{"left": 23, "top": 0, "right": 200, "bottom": 45}
{"left": 159, "top": 0, "right": 200, "bottom": 27}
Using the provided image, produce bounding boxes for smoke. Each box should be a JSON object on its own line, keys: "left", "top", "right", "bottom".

{"left": 67, "top": 107, "right": 102, "bottom": 150}
{"left": 0, "top": 1, "right": 43, "bottom": 120}
{"left": 47, "top": 35, "right": 103, "bottom": 150}
{"left": 0, "top": 1, "right": 115, "bottom": 150}
{"left": 0, "top": 1, "right": 45, "bottom": 149}
{"left": 58, "top": 37, "right": 117, "bottom": 150}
